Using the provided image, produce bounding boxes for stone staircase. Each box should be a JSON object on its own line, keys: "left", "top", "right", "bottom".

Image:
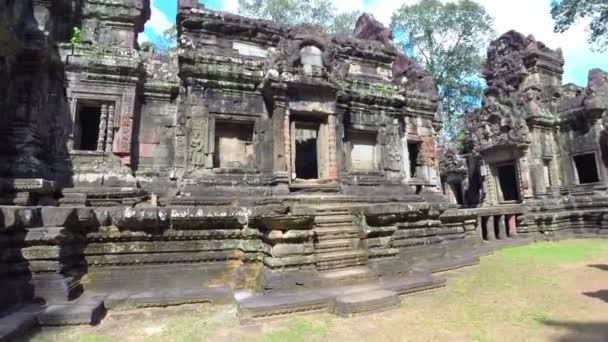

{"left": 313, "top": 207, "right": 368, "bottom": 272}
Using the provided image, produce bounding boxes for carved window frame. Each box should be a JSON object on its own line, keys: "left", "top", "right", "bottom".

{"left": 211, "top": 118, "right": 257, "bottom": 172}
{"left": 70, "top": 96, "right": 119, "bottom": 154}
{"left": 346, "top": 129, "right": 380, "bottom": 173}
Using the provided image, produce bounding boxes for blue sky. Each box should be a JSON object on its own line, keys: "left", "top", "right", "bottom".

{"left": 142, "top": 0, "right": 608, "bottom": 86}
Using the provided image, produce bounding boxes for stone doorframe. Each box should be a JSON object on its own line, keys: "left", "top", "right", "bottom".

{"left": 284, "top": 109, "right": 338, "bottom": 183}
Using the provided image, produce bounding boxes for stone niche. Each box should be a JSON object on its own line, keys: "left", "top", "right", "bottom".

{"left": 348, "top": 130, "right": 379, "bottom": 172}
{"left": 213, "top": 121, "right": 255, "bottom": 169}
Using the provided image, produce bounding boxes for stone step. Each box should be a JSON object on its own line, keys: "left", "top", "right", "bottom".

{"left": 415, "top": 255, "right": 480, "bottom": 274}
{"left": 38, "top": 296, "right": 106, "bottom": 326}
{"left": 314, "top": 227, "right": 360, "bottom": 240}
{"left": 319, "top": 266, "right": 375, "bottom": 286}
{"left": 316, "top": 251, "right": 368, "bottom": 271}
{"left": 104, "top": 287, "right": 234, "bottom": 309}
{"left": 314, "top": 208, "right": 351, "bottom": 216}
{"left": 317, "top": 250, "right": 367, "bottom": 262}
{"left": 314, "top": 239, "right": 353, "bottom": 251}
{"left": 314, "top": 221, "right": 357, "bottom": 228}
{"left": 0, "top": 304, "right": 42, "bottom": 341}
{"left": 381, "top": 272, "right": 447, "bottom": 295}
{"left": 333, "top": 290, "right": 400, "bottom": 317}
{"left": 314, "top": 215, "right": 353, "bottom": 225}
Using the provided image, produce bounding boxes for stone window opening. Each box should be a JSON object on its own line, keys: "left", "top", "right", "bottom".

{"left": 300, "top": 45, "right": 324, "bottom": 76}
{"left": 407, "top": 142, "right": 421, "bottom": 178}
{"left": 573, "top": 153, "right": 600, "bottom": 184}
{"left": 73, "top": 99, "right": 115, "bottom": 152}
{"left": 495, "top": 163, "right": 520, "bottom": 203}
{"left": 349, "top": 131, "right": 379, "bottom": 172}
{"left": 213, "top": 121, "right": 255, "bottom": 169}
{"left": 543, "top": 159, "right": 552, "bottom": 188}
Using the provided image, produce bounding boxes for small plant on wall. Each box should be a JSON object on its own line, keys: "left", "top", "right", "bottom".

{"left": 69, "top": 27, "right": 81, "bottom": 45}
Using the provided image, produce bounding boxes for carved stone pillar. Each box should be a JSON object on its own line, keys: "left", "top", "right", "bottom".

{"left": 105, "top": 105, "right": 115, "bottom": 153}
{"left": 284, "top": 109, "right": 292, "bottom": 179}
{"left": 519, "top": 148, "right": 533, "bottom": 199}
{"left": 498, "top": 215, "right": 507, "bottom": 239}
{"left": 508, "top": 215, "right": 518, "bottom": 236}
{"left": 97, "top": 104, "right": 108, "bottom": 151}
{"left": 486, "top": 216, "right": 496, "bottom": 241}
{"left": 114, "top": 89, "right": 136, "bottom": 166}
{"left": 328, "top": 114, "right": 338, "bottom": 181}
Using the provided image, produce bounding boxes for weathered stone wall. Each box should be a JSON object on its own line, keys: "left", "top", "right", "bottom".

{"left": 457, "top": 30, "right": 608, "bottom": 238}
{"left": 2, "top": 1, "right": 604, "bottom": 328}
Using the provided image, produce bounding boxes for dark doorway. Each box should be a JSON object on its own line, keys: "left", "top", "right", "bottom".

{"left": 497, "top": 163, "right": 520, "bottom": 202}
{"left": 574, "top": 153, "right": 600, "bottom": 184}
{"left": 450, "top": 183, "right": 464, "bottom": 205}
{"left": 75, "top": 104, "right": 102, "bottom": 151}
{"left": 295, "top": 125, "right": 318, "bottom": 179}
{"left": 408, "top": 142, "right": 421, "bottom": 178}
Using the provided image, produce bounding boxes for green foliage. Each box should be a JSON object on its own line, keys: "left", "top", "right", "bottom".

{"left": 551, "top": 0, "right": 608, "bottom": 51}
{"left": 148, "top": 25, "right": 178, "bottom": 55}
{"left": 390, "top": 0, "right": 495, "bottom": 140}
{"left": 69, "top": 27, "right": 81, "bottom": 45}
{"left": 238, "top": 0, "right": 358, "bottom": 34}
{"left": 330, "top": 10, "right": 362, "bottom": 35}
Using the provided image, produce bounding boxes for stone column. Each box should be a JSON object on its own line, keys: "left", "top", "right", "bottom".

{"left": 272, "top": 105, "right": 286, "bottom": 174}
{"left": 105, "top": 105, "right": 115, "bottom": 153}
{"left": 328, "top": 114, "right": 338, "bottom": 181}
{"left": 97, "top": 104, "right": 108, "bottom": 151}
{"left": 498, "top": 215, "right": 508, "bottom": 239}
{"left": 519, "top": 148, "right": 533, "bottom": 199}
{"left": 485, "top": 216, "right": 496, "bottom": 241}
{"left": 284, "top": 109, "right": 291, "bottom": 178}
{"left": 508, "top": 215, "right": 518, "bottom": 236}
{"left": 477, "top": 216, "right": 484, "bottom": 240}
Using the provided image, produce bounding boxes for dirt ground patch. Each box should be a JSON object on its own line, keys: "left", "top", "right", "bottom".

{"left": 30, "top": 240, "right": 608, "bottom": 342}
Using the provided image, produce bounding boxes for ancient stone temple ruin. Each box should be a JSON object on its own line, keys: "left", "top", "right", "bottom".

{"left": 0, "top": 0, "right": 606, "bottom": 336}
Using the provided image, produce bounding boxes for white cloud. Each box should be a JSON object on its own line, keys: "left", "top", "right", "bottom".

{"left": 147, "top": 0, "right": 174, "bottom": 34}
{"left": 222, "top": 0, "right": 239, "bottom": 13}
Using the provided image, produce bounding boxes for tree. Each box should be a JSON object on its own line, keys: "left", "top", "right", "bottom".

{"left": 238, "top": 0, "right": 358, "bottom": 34}
{"left": 390, "top": 0, "right": 495, "bottom": 140}
{"left": 551, "top": 0, "right": 608, "bottom": 51}
{"left": 143, "top": 25, "right": 177, "bottom": 55}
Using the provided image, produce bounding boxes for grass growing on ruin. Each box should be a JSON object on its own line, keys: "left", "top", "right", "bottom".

{"left": 30, "top": 240, "right": 608, "bottom": 342}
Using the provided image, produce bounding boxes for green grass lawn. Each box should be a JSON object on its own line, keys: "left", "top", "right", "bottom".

{"left": 31, "top": 240, "right": 608, "bottom": 342}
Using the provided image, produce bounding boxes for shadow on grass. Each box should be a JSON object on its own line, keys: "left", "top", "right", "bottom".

{"left": 540, "top": 319, "right": 608, "bottom": 342}
{"left": 584, "top": 265, "right": 608, "bottom": 303}
{"left": 588, "top": 264, "right": 608, "bottom": 272}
